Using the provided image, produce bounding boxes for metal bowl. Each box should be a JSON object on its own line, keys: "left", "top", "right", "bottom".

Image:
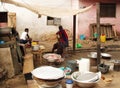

{"left": 43, "top": 53, "right": 61, "bottom": 62}
{"left": 71, "top": 71, "right": 101, "bottom": 88}
{"left": 101, "top": 53, "right": 111, "bottom": 59}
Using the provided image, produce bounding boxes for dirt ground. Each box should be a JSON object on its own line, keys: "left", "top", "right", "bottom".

{"left": 1, "top": 39, "right": 120, "bottom": 88}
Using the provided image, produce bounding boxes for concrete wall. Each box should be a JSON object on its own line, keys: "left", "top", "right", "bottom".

{"left": 2, "top": 0, "right": 120, "bottom": 40}
{"left": 4, "top": 0, "right": 73, "bottom": 40}
{"left": 78, "top": 0, "right": 120, "bottom": 38}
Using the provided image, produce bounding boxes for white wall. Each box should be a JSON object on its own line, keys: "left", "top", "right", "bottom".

{"left": 4, "top": 0, "right": 74, "bottom": 40}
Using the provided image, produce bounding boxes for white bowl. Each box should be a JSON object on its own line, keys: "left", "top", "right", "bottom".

{"left": 31, "top": 66, "right": 65, "bottom": 80}
{"left": 32, "top": 66, "right": 65, "bottom": 87}
{"left": 71, "top": 71, "right": 101, "bottom": 88}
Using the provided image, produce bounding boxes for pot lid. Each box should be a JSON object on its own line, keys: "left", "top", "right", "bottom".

{"left": 31, "top": 66, "right": 65, "bottom": 80}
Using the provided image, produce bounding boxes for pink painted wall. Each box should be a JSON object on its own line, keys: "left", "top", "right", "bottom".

{"left": 77, "top": 0, "right": 120, "bottom": 38}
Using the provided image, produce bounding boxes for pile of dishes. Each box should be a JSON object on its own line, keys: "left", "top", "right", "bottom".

{"left": 71, "top": 71, "right": 101, "bottom": 88}
{"left": 31, "top": 66, "right": 65, "bottom": 87}
{"left": 43, "top": 53, "right": 61, "bottom": 62}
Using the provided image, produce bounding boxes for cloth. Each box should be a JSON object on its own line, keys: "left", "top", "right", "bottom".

{"left": 3, "top": 0, "right": 94, "bottom": 18}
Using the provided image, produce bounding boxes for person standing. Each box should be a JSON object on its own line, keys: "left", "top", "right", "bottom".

{"left": 52, "top": 25, "right": 69, "bottom": 56}
{"left": 56, "top": 25, "right": 69, "bottom": 47}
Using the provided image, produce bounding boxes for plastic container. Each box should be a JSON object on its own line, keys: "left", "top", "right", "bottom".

{"left": 66, "top": 79, "right": 73, "bottom": 88}
{"left": 77, "top": 58, "right": 90, "bottom": 73}
{"left": 93, "top": 33, "right": 98, "bottom": 38}
{"left": 100, "top": 34, "right": 106, "bottom": 43}
{"left": 80, "top": 34, "right": 85, "bottom": 40}
{"left": 76, "top": 43, "right": 82, "bottom": 48}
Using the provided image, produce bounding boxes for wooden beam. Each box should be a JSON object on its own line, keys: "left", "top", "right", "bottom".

{"left": 96, "top": 3, "right": 101, "bottom": 66}
{"left": 73, "top": 15, "right": 76, "bottom": 52}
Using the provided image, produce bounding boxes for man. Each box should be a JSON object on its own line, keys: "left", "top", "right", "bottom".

{"left": 20, "top": 28, "right": 32, "bottom": 56}
{"left": 20, "top": 28, "right": 31, "bottom": 45}
{"left": 52, "top": 38, "right": 65, "bottom": 55}
{"left": 56, "top": 25, "right": 69, "bottom": 47}
{"left": 52, "top": 25, "right": 69, "bottom": 56}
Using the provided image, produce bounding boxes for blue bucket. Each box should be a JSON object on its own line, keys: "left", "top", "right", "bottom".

{"left": 80, "top": 34, "right": 85, "bottom": 40}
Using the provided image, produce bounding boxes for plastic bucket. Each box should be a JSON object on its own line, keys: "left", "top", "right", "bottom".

{"left": 80, "top": 34, "right": 85, "bottom": 40}
{"left": 76, "top": 43, "right": 82, "bottom": 48}
{"left": 93, "top": 33, "right": 98, "bottom": 38}
{"left": 100, "top": 34, "right": 106, "bottom": 43}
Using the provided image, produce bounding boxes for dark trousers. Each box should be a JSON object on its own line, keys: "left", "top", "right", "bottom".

{"left": 52, "top": 42, "right": 65, "bottom": 55}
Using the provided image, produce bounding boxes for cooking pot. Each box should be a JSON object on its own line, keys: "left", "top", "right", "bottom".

{"left": 0, "top": 27, "right": 12, "bottom": 34}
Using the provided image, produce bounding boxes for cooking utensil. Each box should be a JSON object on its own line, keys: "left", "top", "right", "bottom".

{"left": 71, "top": 71, "right": 101, "bottom": 88}
{"left": 43, "top": 53, "right": 61, "bottom": 62}
{"left": 101, "top": 53, "right": 111, "bottom": 59}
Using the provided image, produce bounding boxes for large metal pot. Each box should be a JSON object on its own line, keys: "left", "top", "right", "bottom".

{"left": 0, "top": 27, "right": 12, "bottom": 34}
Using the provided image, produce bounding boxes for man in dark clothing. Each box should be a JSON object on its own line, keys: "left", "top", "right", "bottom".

{"left": 52, "top": 38, "right": 65, "bottom": 55}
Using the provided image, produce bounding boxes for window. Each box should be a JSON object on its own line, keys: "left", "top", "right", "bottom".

{"left": 0, "top": 12, "right": 8, "bottom": 22}
{"left": 47, "top": 16, "right": 61, "bottom": 25}
{"left": 100, "top": 3, "right": 116, "bottom": 17}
